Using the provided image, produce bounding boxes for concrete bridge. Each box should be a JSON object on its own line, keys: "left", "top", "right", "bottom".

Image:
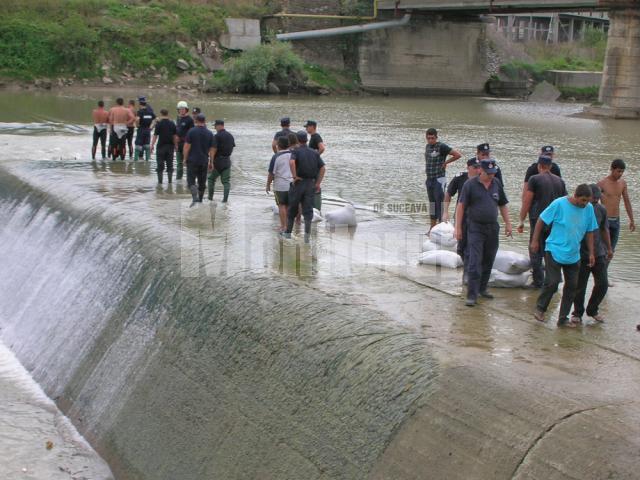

{"left": 272, "top": 0, "right": 639, "bottom": 118}
{"left": 363, "top": 0, "right": 640, "bottom": 117}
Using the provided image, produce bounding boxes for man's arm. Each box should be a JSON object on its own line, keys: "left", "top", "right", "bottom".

{"left": 151, "top": 134, "right": 158, "bottom": 153}
{"left": 585, "top": 231, "right": 595, "bottom": 267}
{"left": 530, "top": 218, "right": 547, "bottom": 252}
{"left": 454, "top": 202, "right": 465, "bottom": 241}
{"left": 289, "top": 158, "right": 298, "bottom": 182}
{"left": 445, "top": 149, "right": 462, "bottom": 166}
{"left": 315, "top": 166, "right": 325, "bottom": 193}
{"left": 182, "top": 143, "right": 191, "bottom": 167}
{"left": 272, "top": 139, "right": 278, "bottom": 154}
{"left": 208, "top": 147, "right": 217, "bottom": 172}
{"left": 317, "top": 141, "right": 326, "bottom": 155}
{"left": 266, "top": 173, "right": 274, "bottom": 193}
{"left": 622, "top": 182, "right": 635, "bottom": 231}
{"left": 518, "top": 190, "right": 534, "bottom": 233}
{"left": 442, "top": 192, "right": 453, "bottom": 223}
{"left": 500, "top": 205, "right": 513, "bottom": 237}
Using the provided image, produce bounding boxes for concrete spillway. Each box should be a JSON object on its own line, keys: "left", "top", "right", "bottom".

{"left": 1, "top": 156, "right": 640, "bottom": 479}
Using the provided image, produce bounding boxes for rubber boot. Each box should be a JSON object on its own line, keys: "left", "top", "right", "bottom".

{"left": 144, "top": 145, "right": 151, "bottom": 162}
{"left": 157, "top": 171, "right": 163, "bottom": 184}
{"left": 198, "top": 190, "right": 204, "bottom": 202}
{"left": 207, "top": 177, "right": 214, "bottom": 201}
{"left": 167, "top": 173, "right": 173, "bottom": 184}
{"left": 222, "top": 185, "right": 230, "bottom": 203}
{"left": 134, "top": 146, "right": 140, "bottom": 162}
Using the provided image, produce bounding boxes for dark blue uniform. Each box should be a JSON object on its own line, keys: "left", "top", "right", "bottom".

{"left": 458, "top": 176, "right": 508, "bottom": 302}
{"left": 185, "top": 125, "right": 214, "bottom": 202}
{"left": 448, "top": 171, "right": 470, "bottom": 266}
{"left": 286, "top": 145, "right": 325, "bottom": 236}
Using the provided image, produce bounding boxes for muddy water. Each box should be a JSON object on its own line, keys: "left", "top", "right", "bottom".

{"left": 0, "top": 89, "right": 637, "bottom": 281}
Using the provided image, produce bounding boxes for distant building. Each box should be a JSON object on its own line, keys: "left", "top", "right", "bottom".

{"left": 492, "top": 12, "right": 609, "bottom": 43}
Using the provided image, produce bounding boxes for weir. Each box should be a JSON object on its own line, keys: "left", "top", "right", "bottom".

{"left": 2, "top": 146, "right": 640, "bottom": 479}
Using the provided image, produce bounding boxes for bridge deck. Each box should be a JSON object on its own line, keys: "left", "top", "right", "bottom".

{"left": 378, "top": 0, "right": 636, "bottom": 12}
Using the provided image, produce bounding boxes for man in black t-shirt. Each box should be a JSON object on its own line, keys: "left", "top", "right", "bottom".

{"left": 272, "top": 117, "right": 292, "bottom": 153}
{"left": 283, "top": 131, "right": 326, "bottom": 243}
{"left": 305, "top": 120, "right": 325, "bottom": 211}
{"left": 183, "top": 114, "right": 214, "bottom": 205}
{"left": 207, "top": 120, "right": 236, "bottom": 203}
{"left": 518, "top": 155, "right": 567, "bottom": 287}
{"left": 134, "top": 96, "right": 156, "bottom": 162}
{"left": 151, "top": 109, "right": 177, "bottom": 184}
{"left": 175, "top": 100, "right": 194, "bottom": 180}
{"left": 522, "top": 145, "right": 561, "bottom": 199}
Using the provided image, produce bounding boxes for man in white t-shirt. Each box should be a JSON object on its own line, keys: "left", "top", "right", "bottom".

{"left": 266, "top": 136, "right": 293, "bottom": 232}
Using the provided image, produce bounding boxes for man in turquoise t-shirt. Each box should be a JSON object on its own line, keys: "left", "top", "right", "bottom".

{"left": 530, "top": 184, "right": 598, "bottom": 327}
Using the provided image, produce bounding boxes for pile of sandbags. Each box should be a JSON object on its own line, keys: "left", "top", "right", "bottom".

{"left": 489, "top": 249, "right": 531, "bottom": 287}
{"left": 271, "top": 205, "right": 323, "bottom": 223}
{"left": 418, "top": 250, "right": 463, "bottom": 269}
{"left": 325, "top": 204, "right": 357, "bottom": 227}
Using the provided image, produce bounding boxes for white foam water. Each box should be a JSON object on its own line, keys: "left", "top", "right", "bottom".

{"left": 0, "top": 340, "right": 113, "bottom": 480}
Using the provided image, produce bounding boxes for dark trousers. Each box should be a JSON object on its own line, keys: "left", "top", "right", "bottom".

{"left": 529, "top": 217, "right": 550, "bottom": 287}
{"left": 156, "top": 145, "right": 174, "bottom": 183}
{"left": 176, "top": 142, "right": 185, "bottom": 179}
{"left": 425, "top": 177, "right": 446, "bottom": 221}
{"left": 110, "top": 131, "right": 126, "bottom": 160}
{"left": 187, "top": 163, "right": 207, "bottom": 201}
{"left": 208, "top": 167, "right": 230, "bottom": 202}
{"left": 572, "top": 256, "right": 608, "bottom": 318}
{"left": 126, "top": 126, "right": 134, "bottom": 157}
{"left": 456, "top": 218, "right": 469, "bottom": 277}
{"left": 608, "top": 217, "right": 620, "bottom": 251}
{"left": 536, "top": 253, "right": 580, "bottom": 322}
{"left": 92, "top": 127, "right": 106, "bottom": 159}
{"left": 286, "top": 179, "right": 315, "bottom": 235}
{"left": 466, "top": 222, "right": 499, "bottom": 300}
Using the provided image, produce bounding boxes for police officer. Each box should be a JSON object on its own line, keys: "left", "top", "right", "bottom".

{"left": 522, "top": 145, "right": 562, "bottom": 200}
{"left": 442, "top": 157, "right": 482, "bottom": 282}
{"left": 150, "top": 109, "right": 177, "bottom": 184}
{"left": 305, "top": 119, "right": 325, "bottom": 211}
{"left": 175, "top": 100, "right": 194, "bottom": 180}
{"left": 282, "top": 131, "right": 326, "bottom": 243}
{"left": 134, "top": 96, "right": 156, "bottom": 161}
{"left": 182, "top": 113, "right": 214, "bottom": 206}
{"left": 473, "top": 143, "right": 504, "bottom": 185}
{"left": 455, "top": 159, "right": 512, "bottom": 306}
{"left": 207, "top": 119, "right": 235, "bottom": 203}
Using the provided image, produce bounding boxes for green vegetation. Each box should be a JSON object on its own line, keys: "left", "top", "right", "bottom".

{"left": 499, "top": 26, "right": 607, "bottom": 82}
{"left": 303, "top": 64, "right": 360, "bottom": 91}
{"left": 558, "top": 86, "right": 599, "bottom": 101}
{"left": 0, "top": 0, "right": 273, "bottom": 81}
{"left": 213, "top": 42, "right": 305, "bottom": 92}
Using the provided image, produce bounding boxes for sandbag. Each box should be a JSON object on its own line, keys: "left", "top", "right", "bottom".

{"left": 271, "top": 204, "right": 279, "bottom": 215}
{"left": 418, "top": 250, "right": 463, "bottom": 269}
{"left": 324, "top": 204, "right": 357, "bottom": 227}
{"left": 423, "top": 238, "right": 457, "bottom": 252}
{"left": 429, "top": 222, "right": 457, "bottom": 248}
{"left": 429, "top": 222, "right": 455, "bottom": 237}
{"left": 493, "top": 249, "right": 531, "bottom": 274}
{"left": 312, "top": 208, "right": 323, "bottom": 223}
{"left": 489, "top": 269, "right": 531, "bottom": 288}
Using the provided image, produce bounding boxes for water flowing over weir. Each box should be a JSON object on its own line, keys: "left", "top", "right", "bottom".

{"left": 0, "top": 168, "right": 440, "bottom": 479}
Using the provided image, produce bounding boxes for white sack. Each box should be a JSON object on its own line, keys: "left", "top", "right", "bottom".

{"left": 418, "top": 250, "right": 463, "bottom": 269}
{"left": 325, "top": 204, "right": 357, "bottom": 227}
{"left": 489, "top": 269, "right": 531, "bottom": 288}
{"left": 312, "top": 208, "right": 323, "bottom": 223}
{"left": 493, "top": 249, "right": 531, "bottom": 274}
{"left": 423, "top": 238, "right": 457, "bottom": 252}
{"left": 271, "top": 204, "right": 279, "bottom": 215}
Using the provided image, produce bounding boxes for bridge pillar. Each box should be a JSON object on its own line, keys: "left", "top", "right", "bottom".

{"left": 358, "top": 15, "right": 489, "bottom": 95}
{"left": 587, "top": 9, "right": 640, "bottom": 119}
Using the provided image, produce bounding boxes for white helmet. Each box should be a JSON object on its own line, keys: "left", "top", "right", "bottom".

{"left": 177, "top": 100, "right": 188, "bottom": 109}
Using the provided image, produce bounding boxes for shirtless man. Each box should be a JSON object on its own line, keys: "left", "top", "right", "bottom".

{"left": 597, "top": 159, "right": 635, "bottom": 252}
{"left": 108, "top": 98, "right": 135, "bottom": 161}
{"left": 91, "top": 100, "right": 110, "bottom": 161}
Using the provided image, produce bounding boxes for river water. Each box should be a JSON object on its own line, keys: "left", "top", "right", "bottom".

{"left": 0, "top": 88, "right": 639, "bottom": 478}
{"left": 0, "top": 88, "right": 638, "bottom": 280}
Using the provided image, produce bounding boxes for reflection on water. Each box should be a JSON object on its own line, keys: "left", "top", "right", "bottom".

{"left": 0, "top": 89, "right": 638, "bottom": 282}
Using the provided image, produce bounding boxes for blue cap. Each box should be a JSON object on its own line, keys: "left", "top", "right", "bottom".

{"left": 538, "top": 155, "right": 553, "bottom": 165}
{"left": 541, "top": 145, "right": 554, "bottom": 154}
{"left": 466, "top": 157, "right": 481, "bottom": 167}
{"left": 477, "top": 143, "right": 490, "bottom": 153}
{"left": 280, "top": 117, "right": 290, "bottom": 126}
{"left": 138, "top": 96, "right": 146, "bottom": 103}
{"left": 480, "top": 158, "right": 498, "bottom": 174}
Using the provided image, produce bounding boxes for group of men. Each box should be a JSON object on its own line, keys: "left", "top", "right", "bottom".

{"left": 266, "top": 117, "right": 326, "bottom": 243}
{"left": 91, "top": 99, "right": 235, "bottom": 204}
{"left": 426, "top": 128, "right": 635, "bottom": 327}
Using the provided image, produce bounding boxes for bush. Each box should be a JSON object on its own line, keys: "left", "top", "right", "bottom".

{"left": 222, "top": 43, "right": 305, "bottom": 92}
